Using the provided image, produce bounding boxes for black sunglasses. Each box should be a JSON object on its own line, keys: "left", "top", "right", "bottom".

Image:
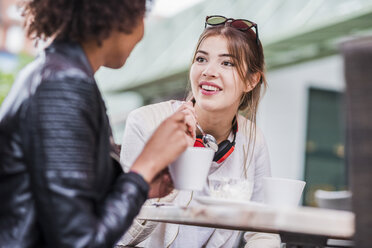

{"left": 205, "top": 15, "right": 260, "bottom": 46}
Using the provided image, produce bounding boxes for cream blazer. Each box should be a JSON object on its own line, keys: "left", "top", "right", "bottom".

{"left": 117, "top": 100, "right": 280, "bottom": 248}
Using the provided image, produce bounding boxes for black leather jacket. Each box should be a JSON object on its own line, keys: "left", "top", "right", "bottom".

{"left": 0, "top": 41, "right": 149, "bottom": 247}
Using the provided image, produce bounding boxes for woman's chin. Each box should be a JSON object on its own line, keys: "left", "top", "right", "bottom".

{"left": 197, "top": 101, "right": 222, "bottom": 113}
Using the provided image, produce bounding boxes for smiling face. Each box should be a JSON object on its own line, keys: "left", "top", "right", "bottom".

{"left": 190, "top": 35, "right": 249, "bottom": 113}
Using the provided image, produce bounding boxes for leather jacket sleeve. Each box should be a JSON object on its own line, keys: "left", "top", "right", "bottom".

{"left": 23, "top": 77, "right": 149, "bottom": 247}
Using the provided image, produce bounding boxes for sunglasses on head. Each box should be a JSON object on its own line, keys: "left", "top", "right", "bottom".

{"left": 205, "top": 15, "right": 260, "bottom": 46}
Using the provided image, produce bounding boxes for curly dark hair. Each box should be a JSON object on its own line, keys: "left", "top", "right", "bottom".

{"left": 20, "top": 0, "right": 149, "bottom": 44}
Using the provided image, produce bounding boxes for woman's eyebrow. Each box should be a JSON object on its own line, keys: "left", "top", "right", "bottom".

{"left": 196, "top": 50, "right": 235, "bottom": 58}
{"left": 219, "top": 53, "right": 235, "bottom": 58}
{"left": 196, "top": 50, "right": 208, "bottom": 55}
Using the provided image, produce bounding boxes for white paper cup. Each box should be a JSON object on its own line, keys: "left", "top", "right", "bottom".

{"left": 169, "top": 147, "right": 214, "bottom": 191}
{"left": 263, "top": 177, "right": 306, "bottom": 208}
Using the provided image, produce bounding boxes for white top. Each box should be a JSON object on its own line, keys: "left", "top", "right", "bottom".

{"left": 118, "top": 100, "right": 280, "bottom": 248}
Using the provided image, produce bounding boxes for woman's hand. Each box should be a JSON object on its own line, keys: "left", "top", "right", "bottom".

{"left": 131, "top": 110, "right": 195, "bottom": 184}
{"left": 175, "top": 101, "right": 197, "bottom": 146}
{"left": 148, "top": 168, "right": 173, "bottom": 198}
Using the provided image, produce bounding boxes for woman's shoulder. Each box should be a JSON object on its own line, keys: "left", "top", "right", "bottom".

{"left": 127, "top": 100, "right": 180, "bottom": 131}
{"left": 237, "top": 114, "right": 266, "bottom": 145}
{"left": 129, "top": 100, "right": 178, "bottom": 118}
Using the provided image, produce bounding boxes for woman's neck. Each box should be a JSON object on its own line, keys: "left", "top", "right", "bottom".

{"left": 81, "top": 41, "right": 105, "bottom": 73}
{"left": 195, "top": 104, "right": 236, "bottom": 144}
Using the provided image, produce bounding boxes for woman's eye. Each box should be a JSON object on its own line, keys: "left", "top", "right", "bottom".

{"left": 196, "top": 57, "right": 206, "bottom": 63}
{"left": 222, "top": 61, "right": 235, "bottom": 67}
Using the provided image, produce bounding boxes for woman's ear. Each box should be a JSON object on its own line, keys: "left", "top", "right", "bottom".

{"left": 244, "top": 72, "right": 261, "bottom": 92}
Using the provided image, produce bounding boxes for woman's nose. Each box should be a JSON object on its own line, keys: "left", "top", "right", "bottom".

{"left": 202, "top": 63, "right": 218, "bottom": 78}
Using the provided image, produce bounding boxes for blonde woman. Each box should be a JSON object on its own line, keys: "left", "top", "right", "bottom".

{"left": 118, "top": 15, "right": 280, "bottom": 248}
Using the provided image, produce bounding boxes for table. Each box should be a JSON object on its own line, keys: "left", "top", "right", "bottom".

{"left": 136, "top": 203, "right": 355, "bottom": 247}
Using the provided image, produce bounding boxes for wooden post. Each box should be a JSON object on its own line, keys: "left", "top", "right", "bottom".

{"left": 342, "top": 36, "right": 372, "bottom": 248}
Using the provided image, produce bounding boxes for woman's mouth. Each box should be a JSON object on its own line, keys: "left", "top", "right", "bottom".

{"left": 199, "top": 83, "right": 222, "bottom": 96}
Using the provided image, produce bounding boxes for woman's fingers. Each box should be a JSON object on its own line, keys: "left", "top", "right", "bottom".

{"left": 131, "top": 111, "right": 193, "bottom": 183}
{"left": 176, "top": 101, "right": 196, "bottom": 117}
{"left": 176, "top": 101, "right": 197, "bottom": 143}
{"left": 184, "top": 114, "right": 196, "bottom": 143}
{"left": 182, "top": 101, "right": 196, "bottom": 115}
{"left": 170, "top": 110, "right": 187, "bottom": 123}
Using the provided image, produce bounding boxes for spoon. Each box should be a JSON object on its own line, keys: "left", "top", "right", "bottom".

{"left": 196, "top": 123, "right": 218, "bottom": 152}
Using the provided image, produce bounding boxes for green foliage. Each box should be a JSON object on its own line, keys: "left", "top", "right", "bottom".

{"left": 0, "top": 72, "right": 15, "bottom": 106}
{"left": 0, "top": 53, "right": 33, "bottom": 106}
{"left": 18, "top": 52, "right": 34, "bottom": 70}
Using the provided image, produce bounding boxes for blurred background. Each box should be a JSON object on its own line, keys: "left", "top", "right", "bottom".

{"left": 1, "top": 0, "right": 372, "bottom": 207}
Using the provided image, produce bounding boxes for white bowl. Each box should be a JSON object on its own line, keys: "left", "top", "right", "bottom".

{"left": 263, "top": 177, "right": 306, "bottom": 208}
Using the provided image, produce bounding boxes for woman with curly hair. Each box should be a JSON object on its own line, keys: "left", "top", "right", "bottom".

{"left": 0, "top": 0, "right": 196, "bottom": 247}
